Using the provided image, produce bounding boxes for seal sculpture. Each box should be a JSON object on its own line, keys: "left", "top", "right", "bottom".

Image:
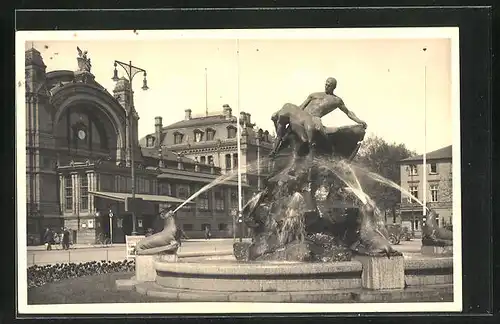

{"left": 421, "top": 208, "right": 453, "bottom": 247}
{"left": 134, "top": 208, "right": 180, "bottom": 255}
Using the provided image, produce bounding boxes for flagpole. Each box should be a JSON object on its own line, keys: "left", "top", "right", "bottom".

{"left": 205, "top": 68, "right": 208, "bottom": 116}
{"left": 423, "top": 48, "right": 428, "bottom": 217}
{"left": 236, "top": 38, "right": 243, "bottom": 242}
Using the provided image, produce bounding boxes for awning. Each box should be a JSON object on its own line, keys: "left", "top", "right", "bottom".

{"left": 156, "top": 173, "right": 249, "bottom": 187}
{"left": 89, "top": 191, "right": 194, "bottom": 204}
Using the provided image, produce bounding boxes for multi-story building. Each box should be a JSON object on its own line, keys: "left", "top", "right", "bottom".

{"left": 140, "top": 105, "right": 275, "bottom": 197}
{"left": 398, "top": 145, "right": 453, "bottom": 235}
{"left": 24, "top": 46, "right": 244, "bottom": 245}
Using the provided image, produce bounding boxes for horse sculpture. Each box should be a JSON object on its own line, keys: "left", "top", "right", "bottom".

{"left": 234, "top": 104, "right": 401, "bottom": 262}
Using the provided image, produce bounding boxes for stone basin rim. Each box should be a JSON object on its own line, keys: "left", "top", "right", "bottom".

{"left": 153, "top": 256, "right": 454, "bottom": 276}
{"left": 154, "top": 260, "right": 363, "bottom": 276}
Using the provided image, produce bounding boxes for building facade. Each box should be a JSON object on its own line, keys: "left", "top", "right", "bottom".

{"left": 24, "top": 46, "right": 245, "bottom": 245}
{"left": 398, "top": 145, "right": 453, "bottom": 235}
{"left": 140, "top": 105, "right": 275, "bottom": 196}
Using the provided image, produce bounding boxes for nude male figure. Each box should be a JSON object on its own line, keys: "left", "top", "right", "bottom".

{"left": 271, "top": 77, "right": 367, "bottom": 151}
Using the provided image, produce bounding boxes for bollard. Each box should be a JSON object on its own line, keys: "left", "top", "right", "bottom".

{"left": 32, "top": 254, "right": 35, "bottom": 265}
{"left": 68, "top": 251, "right": 71, "bottom": 263}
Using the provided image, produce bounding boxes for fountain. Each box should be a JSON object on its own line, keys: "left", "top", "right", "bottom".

{"left": 116, "top": 85, "right": 453, "bottom": 303}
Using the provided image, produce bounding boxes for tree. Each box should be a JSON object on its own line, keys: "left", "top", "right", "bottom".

{"left": 352, "top": 135, "right": 416, "bottom": 215}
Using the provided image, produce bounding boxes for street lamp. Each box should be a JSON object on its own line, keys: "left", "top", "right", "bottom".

{"left": 112, "top": 60, "right": 149, "bottom": 235}
{"left": 231, "top": 208, "right": 237, "bottom": 241}
{"left": 109, "top": 209, "right": 114, "bottom": 245}
{"left": 406, "top": 165, "right": 416, "bottom": 238}
{"left": 238, "top": 212, "right": 243, "bottom": 243}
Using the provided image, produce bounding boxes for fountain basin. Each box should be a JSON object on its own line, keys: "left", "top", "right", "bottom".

{"left": 155, "top": 260, "right": 362, "bottom": 292}
{"left": 118, "top": 255, "right": 454, "bottom": 303}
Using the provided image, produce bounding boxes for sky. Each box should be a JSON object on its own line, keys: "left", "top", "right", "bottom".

{"left": 21, "top": 29, "right": 456, "bottom": 154}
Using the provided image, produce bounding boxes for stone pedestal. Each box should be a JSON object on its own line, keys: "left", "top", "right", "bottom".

{"left": 135, "top": 253, "right": 179, "bottom": 282}
{"left": 421, "top": 245, "right": 453, "bottom": 256}
{"left": 355, "top": 255, "right": 405, "bottom": 290}
{"left": 233, "top": 242, "right": 252, "bottom": 261}
{"left": 156, "top": 253, "right": 178, "bottom": 262}
{"left": 135, "top": 255, "right": 156, "bottom": 282}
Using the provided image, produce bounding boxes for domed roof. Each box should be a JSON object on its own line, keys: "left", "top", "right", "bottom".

{"left": 113, "top": 77, "right": 130, "bottom": 92}
{"left": 25, "top": 48, "right": 46, "bottom": 68}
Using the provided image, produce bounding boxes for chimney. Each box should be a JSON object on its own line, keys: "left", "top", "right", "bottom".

{"left": 154, "top": 116, "right": 163, "bottom": 147}
{"left": 185, "top": 109, "right": 192, "bottom": 120}
{"left": 223, "top": 104, "right": 232, "bottom": 119}
{"left": 246, "top": 113, "right": 251, "bottom": 125}
{"left": 239, "top": 111, "right": 246, "bottom": 125}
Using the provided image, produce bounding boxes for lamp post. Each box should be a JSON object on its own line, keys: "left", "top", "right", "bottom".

{"left": 108, "top": 210, "right": 114, "bottom": 245}
{"left": 410, "top": 166, "right": 415, "bottom": 237}
{"left": 256, "top": 136, "right": 261, "bottom": 192}
{"left": 231, "top": 208, "right": 237, "bottom": 241}
{"left": 235, "top": 39, "right": 245, "bottom": 243}
{"left": 422, "top": 47, "right": 428, "bottom": 221}
{"left": 112, "top": 60, "right": 149, "bottom": 235}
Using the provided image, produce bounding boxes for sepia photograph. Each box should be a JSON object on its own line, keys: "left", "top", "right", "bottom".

{"left": 16, "top": 27, "right": 461, "bottom": 314}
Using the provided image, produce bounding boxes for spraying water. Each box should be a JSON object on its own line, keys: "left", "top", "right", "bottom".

{"left": 314, "top": 157, "right": 370, "bottom": 205}
{"left": 173, "top": 170, "right": 238, "bottom": 212}
{"left": 351, "top": 165, "right": 425, "bottom": 206}
{"left": 172, "top": 156, "right": 274, "bottom": 213}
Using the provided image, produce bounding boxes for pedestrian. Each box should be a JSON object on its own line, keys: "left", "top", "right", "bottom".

{"left": 175, "top": 227, "right": 187, "bottom": 246}
{"left": 62, "top": 227, "right": 70, "bottom": 250}
{"left": 43, "top": 228, "right": 53, "bottom": 251}
{"left": 204, "top": 226, "right": 211, "bottom": 240}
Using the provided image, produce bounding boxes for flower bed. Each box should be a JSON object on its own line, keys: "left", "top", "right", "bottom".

{"left": 27, "top": 260, "right": 135, "bottom": 288}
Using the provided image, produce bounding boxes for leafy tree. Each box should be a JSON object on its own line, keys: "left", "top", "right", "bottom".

{"left": 352, "top": 135, "right": 416, "bottom": 216}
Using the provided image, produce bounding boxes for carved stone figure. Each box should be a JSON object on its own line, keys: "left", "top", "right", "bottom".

{"left": 134, "top": 209, "right": 179, "bottom": 255}
{"left": 76, "top": 46, "right": 92, "bottom": 73}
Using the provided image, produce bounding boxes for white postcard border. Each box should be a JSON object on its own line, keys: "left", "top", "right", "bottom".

{"left": 16, "top": 27, "right": 462, "bottom": 314}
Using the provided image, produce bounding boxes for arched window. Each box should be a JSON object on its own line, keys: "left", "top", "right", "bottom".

{"left": 173, "top": 131, "right": 184, "bottom": 144}
{"left": 206, "top": 128, "right": 216, "bottom": 141}
{"left": 225, "top": 154, "right": 231, "bottom": 171}
{"left": 146, "top": 135, "right": 155, "bottom": 147}
{"left": 264, "top": 130, "right": 269, "bottom": 142}
{"left": 227, "top": 126, "right": 237, "bottom": 139}
{"left": 214, "top": 189, "right": 225, "bottom": 210}
{"left": 233, "top": 153, "right": 238, "bottom": 168}
{"left": 193, "top": 129, "right": 203, "bottom": 142}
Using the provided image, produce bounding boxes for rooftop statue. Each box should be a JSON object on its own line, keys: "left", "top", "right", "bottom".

{"left": 76, "top": 46, "right": 92, "bottom": 73}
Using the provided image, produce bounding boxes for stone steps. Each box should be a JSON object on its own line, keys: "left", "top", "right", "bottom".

{"left": 130, "top": 281, "right": 453, "bottom": 303}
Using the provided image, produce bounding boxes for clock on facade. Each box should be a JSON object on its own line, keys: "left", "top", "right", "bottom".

{"left": 78, "top": 129, "right": 87, "bottom": 140}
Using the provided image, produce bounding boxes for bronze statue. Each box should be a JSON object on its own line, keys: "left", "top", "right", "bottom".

{"left": 134, "top": 208, "right": 179, "bottom": 255}
{"left": 271, "top": 77, "right": 367, "bottom": 158}
{"left": 233, "top": 78, "right": 401, "bottom": 262}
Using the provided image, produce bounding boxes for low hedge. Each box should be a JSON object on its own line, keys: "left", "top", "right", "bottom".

{"left": 27, "top": 259, "right": 135, "bottom": 288}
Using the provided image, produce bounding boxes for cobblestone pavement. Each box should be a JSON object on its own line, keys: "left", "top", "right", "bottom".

{"left": 25, "top": 238, "right": 422, "bottom": 266}
{"left": 25, "top": 238, "right": 249, "bottom": 266}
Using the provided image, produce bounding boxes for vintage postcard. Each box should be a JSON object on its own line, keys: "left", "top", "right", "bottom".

{"left": 16, "top": 27, "right": 461, "bottom": 314}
